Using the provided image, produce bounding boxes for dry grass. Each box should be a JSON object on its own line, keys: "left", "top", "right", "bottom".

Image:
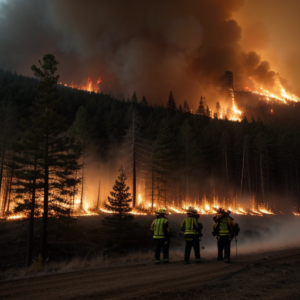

{"left": 0, "top": 249, "right": 185, "bottom": 281}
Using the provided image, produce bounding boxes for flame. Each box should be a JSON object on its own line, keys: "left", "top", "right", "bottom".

{"left": 7, "top": 213, "right": 27, "bottom": 220}
{"left": 245, "top": 75, "right": 300, "bottom": 103}
{"left": 4, "top": 184, "right": 296, "bottom": 220}
{"left": 58, "top": 77, "right": 101, "bottom": 93}
{"left": 86, "top": 78, "right": 93, "bottom": 92}
{"left": 131, "top": 210, "right": 147, "bottom": 215}
{"left": 99, "top": 207, "right": 114, "bottom": 214}
{"left": 258, "top": 204, "right": 275, "bottom": 215}
{"left": 138, "top": 194, "right": 143, "bottom": 206}
{"left": 169, "top": 206, "right": 185, "bottom": 213}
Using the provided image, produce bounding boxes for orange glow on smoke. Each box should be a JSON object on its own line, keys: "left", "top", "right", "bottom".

{"left": 245, "top": 75, "right": 299, "bottom": 104}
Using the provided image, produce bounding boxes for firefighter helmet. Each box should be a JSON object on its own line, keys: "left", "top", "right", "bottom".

{"left": 216, "top": 208, "right": 231, "bottom": 215}
{"left": 187, "top": 206, "right": 197, "bottom": 214}
{"left": 155, "top": 207, "right": 167, "bottom": 215}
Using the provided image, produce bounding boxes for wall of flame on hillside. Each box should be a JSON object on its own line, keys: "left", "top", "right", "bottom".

{"left": 1, "top": 0, "right": 300, "bottom": 111}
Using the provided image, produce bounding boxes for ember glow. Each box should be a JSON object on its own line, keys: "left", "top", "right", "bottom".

{"left": 1, "top": 189, "right": 298, "bottom": 220}
{"left": 6, "top": 213, "right": 27, "bottom": 220}
{"left": 58, "top": 77, "right": 101, "bottom": 93}
{"left": 244, "top": 76, "right": 300, "bottom": 104}
{"left": 4, "top": 198, "right": 300, "bottom": 219}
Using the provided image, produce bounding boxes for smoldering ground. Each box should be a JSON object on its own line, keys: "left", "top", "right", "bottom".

{"left": 0, "top": 0, "right": 296, "bottom": 109}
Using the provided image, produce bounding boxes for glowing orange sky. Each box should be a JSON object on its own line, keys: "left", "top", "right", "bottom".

{"left": 234, "top": 0, "right": 300, "bottom": 95}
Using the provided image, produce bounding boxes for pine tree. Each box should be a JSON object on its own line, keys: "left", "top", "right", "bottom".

{"left": 0, "top": 100, "right": 18, "bottom": 214}
{"left": 18, "top": 54, "right": 81, "bottom": 262}
{"left": 131, "top": 92, "right": 138, "bottom": 105}
{"left": 14, "top": 136, "right": 43, "bottom": 267}
{"left": 166, "top": 91, "right": 176, "bottom": 111}
{"left": 123, "top": 111, "right": 148, "bottom": 207}
{"left": 197, "top": 96, "right": 205, "bottom": 115}
{"left": 183, "top": 100, "right": 190, "bottom": 113}
{"left": 103, "top": 166, "right": 133, "bottom": 248}
{"left": 215, "top": 102, "right": 221, "bottom": 118}
{"left": 72, "top": 106, "right": 91, "bottom": 210}
{"left": 152, "top": 120, "right": 176, "bottom": 207}
{"left": 140, "top": 96, "right": 148, "bottom": 106}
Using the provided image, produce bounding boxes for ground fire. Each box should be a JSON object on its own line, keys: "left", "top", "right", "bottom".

{"left": 2, "top": 190, "right": 300, "bottom": 220}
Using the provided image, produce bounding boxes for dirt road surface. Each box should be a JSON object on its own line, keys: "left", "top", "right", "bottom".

{"left": 1, "top": 249, "right": 300, "bottom": 300}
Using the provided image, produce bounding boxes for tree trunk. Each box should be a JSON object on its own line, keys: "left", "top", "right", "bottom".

{"left": 186, "top": 137, "right": 189, "bottom": 202}
{"left": 240, "top": 139, "right": 246, "bottom": 194}
{"left": 260, "top": 152, "right": 265, "bottom": 202}
{"left": 224, "top": 145, "right": 229, "bottom": 184}
{"left": 296, "top": 162, "right": 299, "bottom": 198}
{"left": 80, "top": 155, "right": 84, "bottom": 209}
{"left": 26, "top": 153, "right": 37, "bottom": 267}
{"left": 96, "top": 164, "right": 101, "bottom": 210}
{"left": 151, "top": 165, "right": 154, "bottom": 211}
{"left": 132, "top": 115, "right": 136, "bottom": 208}
{"left": 0, "top": 136, "right": 7, "bottom": 216}
{"left": 41, "top": 132, "right": 49, "bottom": 262}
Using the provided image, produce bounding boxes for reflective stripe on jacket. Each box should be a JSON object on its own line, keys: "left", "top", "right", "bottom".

{"left": 212, "top": 216, "right": 236, "bottom": 237}
{"left": 219, "top": 217, "right": 231, "bottom": 236}
{"left": 181, "top": 217, "right": 198, "bottom": 235}
{"left": 151, "top": 217, "right": 168, "bottom": 239}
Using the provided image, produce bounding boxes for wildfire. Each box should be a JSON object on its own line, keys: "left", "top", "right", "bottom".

{"left": 169, "top": 206, "right": 185, "bottom": 214}
{"left": 99, "top": 207, "right": 113, "bottom": 214}
{"left": 58, "top": 77, "right": 101, "bottom": 93}
{"left": 1, "top": 188, "right": 295, "bottom": 220}
{"left": 6, "top": 213, "right": 27, "bottom": 220}
{"left": 244, "top": 75, "right": 300, "bottom": 104}
{"left": 131, "top": 210, "right": 147, "bottom": 216}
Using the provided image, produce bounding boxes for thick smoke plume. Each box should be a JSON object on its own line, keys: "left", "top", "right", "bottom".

{"left": 0, "top": 0, "right": 292, "bottom": 108}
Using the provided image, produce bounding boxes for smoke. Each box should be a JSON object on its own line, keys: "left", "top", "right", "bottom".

{"left": 165, "top": 214, "right": 300, "bottom": 258}
{"left": 0, "top": 0, "right": 295, "bottom": 108}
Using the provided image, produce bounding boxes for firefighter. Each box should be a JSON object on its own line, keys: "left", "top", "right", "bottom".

{"left": 181, "top": 207, "right": 203, "bottom": 264}
{"left": 212, "top": 208, "right": 240, "bottom": 263}
{"left": 150, "top": 207, "right": 170, "bottom": 264}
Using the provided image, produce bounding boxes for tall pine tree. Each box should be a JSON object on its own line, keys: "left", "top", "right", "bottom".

{"left": 16, "top": 54, "right": 81, "bottom": 263}
{"left": 103, "top": 166, "right": 133, "bottom": 249}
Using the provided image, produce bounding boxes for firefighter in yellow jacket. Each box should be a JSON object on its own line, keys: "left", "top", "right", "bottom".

{"left": 150, "top": 208, "right": 170, "bottom": 264}
{"left": 212, "top": 208, "right": 240, "bottom": 263}
{"left": 181, "top": 207, "right": 203, "bottom": 264}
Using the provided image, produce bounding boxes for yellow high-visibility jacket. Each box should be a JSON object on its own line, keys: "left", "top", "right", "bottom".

{"left": 151, "top": 217, "right": 169, "bottom": 239}
{"left": 212, "top": 216, "right": 236, "bottom": 237}
{"left": 181, "top": 217, "right": 202, "bottom": 240}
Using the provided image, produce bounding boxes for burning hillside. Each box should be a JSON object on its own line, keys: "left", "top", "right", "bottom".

{"left": 1, "top": 0, "right": 300, "bottom": 110}
{"left": 58, "top": 77, "right": 101, "bottom": 93}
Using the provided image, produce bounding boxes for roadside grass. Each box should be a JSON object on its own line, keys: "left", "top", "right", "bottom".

{"left": 0, "top": 249, "right": 184, "bottom": 281}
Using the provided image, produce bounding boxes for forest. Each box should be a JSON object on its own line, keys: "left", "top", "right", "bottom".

{"left": 1, "top": 57, "right": 300, "bottom": 224}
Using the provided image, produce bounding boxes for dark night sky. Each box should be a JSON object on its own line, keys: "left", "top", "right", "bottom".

{"left": 0, "top": 0, "right": 299, "bottom": 109}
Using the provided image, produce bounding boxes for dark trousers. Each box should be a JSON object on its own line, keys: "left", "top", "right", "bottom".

{"left": 154, "top": 238, "right": 169, "bottom": 262}
{"left": 217, "top": 236, "right": 231, "bottom": 260}
{"left": 184, "top": 238, "right": 200, "bottom": 262}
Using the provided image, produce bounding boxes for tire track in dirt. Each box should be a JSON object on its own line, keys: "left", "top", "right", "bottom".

{"left": 1, "top": 249, "right": 299, "bottom": 300}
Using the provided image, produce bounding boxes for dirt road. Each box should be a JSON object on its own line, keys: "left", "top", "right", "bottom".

{"left": 1, "top": 249, "right": 300, "bottom": 300}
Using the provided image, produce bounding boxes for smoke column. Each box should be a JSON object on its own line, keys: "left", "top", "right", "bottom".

{"left": 0, "top": 0, "right": 296, "bottom": 108}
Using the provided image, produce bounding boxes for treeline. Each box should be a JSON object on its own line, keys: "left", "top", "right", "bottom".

{"left": 1, "top": 62, "right": 300, "bottom": 220}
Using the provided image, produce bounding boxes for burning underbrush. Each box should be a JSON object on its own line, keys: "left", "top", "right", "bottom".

{"left": 1, "top": 213, "right": 300, "bottom": 281}
{"left": 3, "top": 194, "right": 300, "bottom": 221}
